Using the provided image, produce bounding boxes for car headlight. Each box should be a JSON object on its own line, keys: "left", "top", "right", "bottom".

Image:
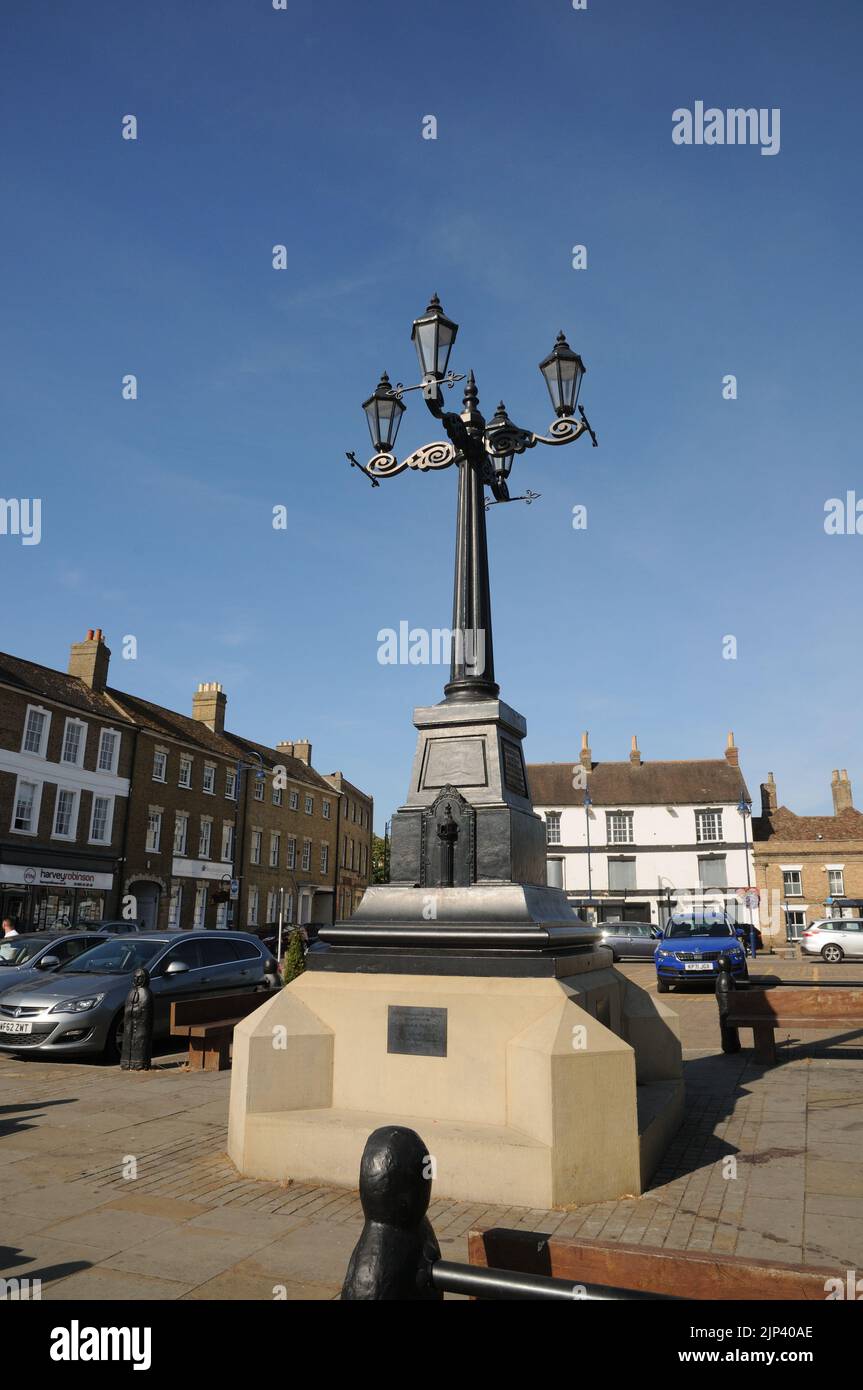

{"left": 50, "top": 994, "right": 105, "bottom": 1014}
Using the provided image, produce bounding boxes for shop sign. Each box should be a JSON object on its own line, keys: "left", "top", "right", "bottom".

{"left": 1, "top": 864, "right": 113, "bottom": 891}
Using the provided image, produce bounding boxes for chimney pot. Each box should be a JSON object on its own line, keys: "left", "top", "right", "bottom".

{"left": 68, "top": 628, "right": 111, "bottom": 692}
{"left": 580, "top": 731, "right": 592, "bottom": 771}
{"left": 833, "top": 768, "right": 854, "bottom": 814}
{"left": 760, "top": 772, "right": 777, "bottom": 817}
{"left": 192, "top": 682, "right": 227, "bottom": 734}
{"left": 292, "top": 739, "right": 312, "bottom": 766}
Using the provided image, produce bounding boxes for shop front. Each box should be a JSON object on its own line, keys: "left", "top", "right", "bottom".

{"left": 0, "top": 860, "right": 116, "bottom": 929}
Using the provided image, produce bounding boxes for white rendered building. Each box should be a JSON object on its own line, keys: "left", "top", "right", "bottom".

{"left": 528, "top": 732, "right": 757, "bottom": 928}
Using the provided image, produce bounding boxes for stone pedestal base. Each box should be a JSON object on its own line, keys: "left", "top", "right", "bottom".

{"left": 228, "top": 949, "right": 683, "bottom": 1209}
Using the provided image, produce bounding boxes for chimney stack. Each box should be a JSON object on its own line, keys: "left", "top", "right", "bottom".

{"left": 580, "top": 731, "right": 592, "bottom": 771}
{"left": 832, "top": 768, "right": 854, "bottom": 814}
{"left": 760, "top": 772, "right": 777, "bottom": 817}
{"left": 192, "top": 682, "right": 226, "bottom": 735}
{"left": 276, "top": 741, "right": 295, "bottom": 760}
{"left": 68, "top": 628, "right": 111, "bottom": 692}
{"left": 724, "top": 731, "right": 739, "bottom": 767}
{"left": 292, "top": 739, "right": 312, "bottom": 766}
{"left": 630, "top": 734, "right": 641, "bottom": 767}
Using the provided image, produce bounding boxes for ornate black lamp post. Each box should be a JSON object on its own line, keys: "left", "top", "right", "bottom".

{"left": 319, "top": 295, "right": 601, "bottom": 969}
{"left": 348, "top": 296, "right": 598, "bottom": 706}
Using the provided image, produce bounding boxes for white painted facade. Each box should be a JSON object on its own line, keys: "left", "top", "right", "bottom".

{"left": 530, "top": 738, "right": 759, "bottom": 927}
{"left": 538, "top": 800, "right": 756, "bottom": 926}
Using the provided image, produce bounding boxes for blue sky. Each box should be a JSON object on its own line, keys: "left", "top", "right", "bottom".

{"left": 2, "top": 0, "right": 861, "bottom": 828}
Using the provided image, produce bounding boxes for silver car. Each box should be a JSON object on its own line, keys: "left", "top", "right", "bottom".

{"left": 599, "top": 921, "right": 662, "bottom": 961}
{"left": 801, "top": 918, "right": 863, "bottom": 963}
{"left": 0, "top": 931, "right": 276, "bottom": 1060}
{"left": 0, "top": 931, "right": 105, "bottom": 992}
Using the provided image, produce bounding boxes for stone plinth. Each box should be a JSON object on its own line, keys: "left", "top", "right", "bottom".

{"left": 228, "top": 951, "right": 683, "bottom": 1209}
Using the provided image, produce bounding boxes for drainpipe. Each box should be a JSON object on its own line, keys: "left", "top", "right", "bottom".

{"left": 332, "top": 785, "right": 343, "bottom": 924}
{"left": 116, "top": 722, "right": 141, "bottom": 918}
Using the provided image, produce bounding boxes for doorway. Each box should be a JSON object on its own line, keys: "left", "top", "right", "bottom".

{"left": 129, "top": 880, "right": 161, "bottom": 930}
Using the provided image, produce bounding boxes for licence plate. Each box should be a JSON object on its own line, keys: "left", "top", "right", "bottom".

{"left": 0, "top": 1021, "right": 33, "bottom": 1034}
{"left": 684, "top": 962, "right": 713, "bottom": 972}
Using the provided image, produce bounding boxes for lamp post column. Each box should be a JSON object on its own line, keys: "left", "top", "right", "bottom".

{"left": 443, "top": 373, "right": 499, "bottom": 704}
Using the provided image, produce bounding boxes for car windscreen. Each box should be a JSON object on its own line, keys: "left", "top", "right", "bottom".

{"left": 665, "top": 920, "right": 735, "bottom": 939}
{"left": 57, "top": 939, "right": 165, "bottom": 975}
{"left": 0, "top": 937, "right": 48, "bottom": 966}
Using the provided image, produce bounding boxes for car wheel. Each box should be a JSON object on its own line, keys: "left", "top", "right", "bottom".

{"left": 610, "top": 951, "right": 619, "bottom": 963}
{"left": 104, "top": 1010, "right": 124, "bottom": 1063}
{"left": 822, "top": 944, "right": 844, "bottom": 964}
{"left": 656, "top": 977, "right": 670, "bottom": 993}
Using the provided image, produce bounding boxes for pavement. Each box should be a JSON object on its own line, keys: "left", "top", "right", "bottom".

{"left": 1, "top": 956, "right": 862, "bottom": 1300}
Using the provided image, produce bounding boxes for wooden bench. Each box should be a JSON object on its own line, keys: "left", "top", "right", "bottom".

{"left": 468, "top": 1229, "right": 835, "bottom": 1300}
{"left": 170, "top": 991, "right": 270, "bottom": 1071}
{"left": 720, "top": 984, "right": 863, "bottom": 1064}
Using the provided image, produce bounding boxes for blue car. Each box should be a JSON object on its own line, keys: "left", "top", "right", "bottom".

{"left": 654, "top": 913, "right": 749, "bottom": 993}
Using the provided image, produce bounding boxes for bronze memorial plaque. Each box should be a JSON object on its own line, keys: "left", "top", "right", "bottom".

{"left": 387, "top": 1005, "right": 448, "bottom": 1058}
{"left": 502, "top": 739, "right": 528, "bottom": 797}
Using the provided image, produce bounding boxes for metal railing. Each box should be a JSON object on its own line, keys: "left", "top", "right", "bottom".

{"left": 340, "top": 1124, "right": 680, "bottom": 1301}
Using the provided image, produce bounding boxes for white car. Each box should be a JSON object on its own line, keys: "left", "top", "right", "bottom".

{"left": 800, "top": 919, "right": 863, "bottom": 963}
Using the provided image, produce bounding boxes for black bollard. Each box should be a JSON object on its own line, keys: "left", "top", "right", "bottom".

{"left": 716, "top": 954, "right": 740, "bottom": 1054}
{"left": 341, "top": 1126, "right": 443, "bottom": 1300}
{"left": 120, "top": 966, "right": 154, "bottom": 1071}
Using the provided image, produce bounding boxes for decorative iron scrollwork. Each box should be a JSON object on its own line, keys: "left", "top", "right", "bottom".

{"left": 531, "top": 415, "right": 589, "bottom": 446}
{"left": 365, "top": 452, "right": 404, "bottom": 479}
{"left": 403, "top": 441, "right": 459, "bottom": 472}
{"left": 365, "top": 441, "right": 460, "bottom": 480}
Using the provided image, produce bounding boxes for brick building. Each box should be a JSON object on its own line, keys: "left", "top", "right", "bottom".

{"left": 323, "top": 771, "right": 373, "bottom": 920}
{"left": 753, "top": 769, "right": 863, "bottom": 941}
{"left": 0, "top": 631, "right": 371, "bottom": 935}
{"left": 0, "top": 632, "right": 135, "bottom": 926}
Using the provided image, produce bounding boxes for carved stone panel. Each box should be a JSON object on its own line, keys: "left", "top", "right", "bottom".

{"left": 422, "top": 736, "right": 489, "bottom": 790}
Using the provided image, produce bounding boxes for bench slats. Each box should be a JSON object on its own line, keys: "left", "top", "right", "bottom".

{"left": 727, "top": 986, "right": 863, "bottom": 1023}
{"left": 170, "top": 991, "right": 269, "bottom": 1032}
{"left": 169, "top": 990, "right": 272, "bottom": 1072}
{"left": 468, "top": 1230, "right": 835, "bottom": 1300}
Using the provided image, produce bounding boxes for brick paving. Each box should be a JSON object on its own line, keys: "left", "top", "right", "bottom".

{"left": 1, "top": 958, "right": 862, "bottom": 1298}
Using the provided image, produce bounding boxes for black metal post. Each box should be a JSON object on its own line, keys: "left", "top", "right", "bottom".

{"left": 439, "top": 375, "right": 499, "bottom": 704}
{"left": 716, "top": 955, "right": 741, "bottom": 1054}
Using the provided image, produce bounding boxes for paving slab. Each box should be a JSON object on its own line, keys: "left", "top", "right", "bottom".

{"left": 103, "top": 1225, "right": 281, "bottom": 1283}
{"left": 43, "top": 1266, "right": 195, "bottom": 1300}
{"left": 241, "top": 1220, "right": 364, "bottom": 1283}
{"left": 1, "top": 957, "right": 862, "bottom": 1298}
